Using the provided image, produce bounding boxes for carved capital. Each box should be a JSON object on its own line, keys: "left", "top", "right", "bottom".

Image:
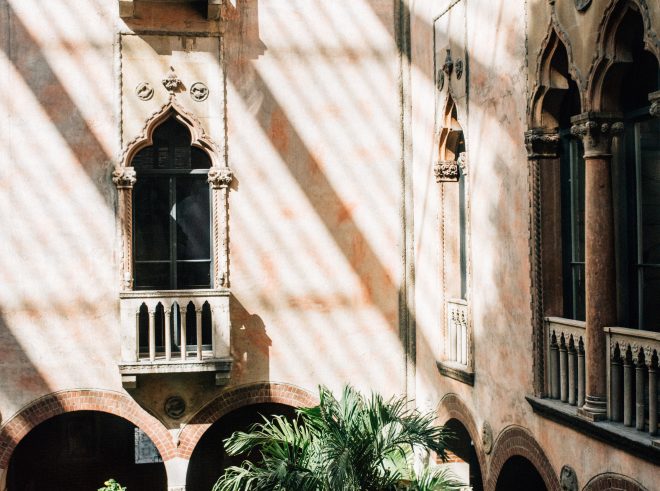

{"left": 570, "top": 112, "right": 623, "bottom": 158}
{"left": 112, "top": 166, "right": 136, "bottom": 189}
{"left": 525, "top": 128, "right": 560, "bottom": 159}
{"left": 433, "top": 159, "right": 458, "bottom": 182}
{"left": 649, "top": 90, "right": 660, "bottom": 118}
{"left": 208, "top": 167, "right": 233, "bottom": 188}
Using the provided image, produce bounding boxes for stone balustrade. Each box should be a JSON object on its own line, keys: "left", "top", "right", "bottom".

{"left": 606, "top": 327, "right": 659, "bottom": 435}
{"left": 118, "top": 289, "right": 231, "bottom": 387}
{"left": 447, "top": 299, "right": 468, "bottom": 366}
{"left": 545, "top": 317, "right": 586, "bottom": 407}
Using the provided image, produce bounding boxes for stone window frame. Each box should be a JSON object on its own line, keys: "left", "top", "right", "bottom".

{"left": 433, "top": 93, "right": 474, "bottom": 385}
{"left": 113, "top": 97, "right": 233, "bottom": 292}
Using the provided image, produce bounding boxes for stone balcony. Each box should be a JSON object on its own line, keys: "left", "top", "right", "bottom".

{"left": 118, "top": 289, "right": 232, "bottom": 388}
{"left": 527, "top": 317, "right": 659, "bottom": 463}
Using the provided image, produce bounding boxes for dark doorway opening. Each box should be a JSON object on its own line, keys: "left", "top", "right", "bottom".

{"left": 7, "top": 411, "right": 166, "bottom": 491}
{"left": 495, "top": 455, "right": 547, "bottom": 491}
{"left": 443, "top": 418, "right": 484, "bottom": 491}
{"left": 186, "top": 402, "right": 296, "bottom": 491}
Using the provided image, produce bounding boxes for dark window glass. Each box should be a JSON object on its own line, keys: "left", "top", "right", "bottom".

{"left": 132, "top": 114, "right": 212, "bottom": 290}
{"left": 560, "top": 133, "right": 586, "bottom": 321}
{"left": 629, "top": 117, "right": 660, "bottom": 330}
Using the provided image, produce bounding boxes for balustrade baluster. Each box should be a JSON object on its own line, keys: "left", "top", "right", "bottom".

{"left": 649, "top": 363, "right": 657, "bottom": 436}
{"left": 550, "top": 332, "right": 559, "bottom": 399}
{"left": 568, "top": 338, "right": 577, "bottom": 405}
{"left": 449, "top": 313, "right": 457, "bottom": 362}
{"left": 611, "top": 349, "right": 622, "bottom": 421}
{"left": 148, "top": 308, "right": 156, "bottom": 362}
{"left": 165, "top": 308, "right": 172, "bottom": 361}
{"left": 577, "top": 339, "right": 585, "bottom": 407}
{"left": 635, "top": 355, "right": 646, "bottom": 431}
{"left": 560, "top": 335, "right": 568, "bottom": 402}
{"left": 196, "top": 308, "right": 203, "bottom": 360}
{"left": 624, "top": 352, "right": 633, "bottom": 427}
{"left": 180, "top": 308, "right": 187, "bottom": 361}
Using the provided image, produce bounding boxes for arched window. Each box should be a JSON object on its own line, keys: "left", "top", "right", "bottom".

{"left": 604, "top": 6, "right": 660, "bottom": 331}
{"left": 131, "top": 114, "right": 212, "bottom": 290}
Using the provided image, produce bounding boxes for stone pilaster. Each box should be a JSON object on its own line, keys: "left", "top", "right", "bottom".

{"left": 570, "top": 112, "right": 623, "bottom": 420}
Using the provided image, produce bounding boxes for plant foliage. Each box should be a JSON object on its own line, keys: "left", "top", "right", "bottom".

{"left": 98, "top": 479, "right": 126, "bottom": 491}
{"left": 213, "top": 386, "right": 465, "bottom": 491}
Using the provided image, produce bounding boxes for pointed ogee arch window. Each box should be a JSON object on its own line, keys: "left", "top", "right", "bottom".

{"left": 131, "top": 114, "right": 212, "bottom": 290}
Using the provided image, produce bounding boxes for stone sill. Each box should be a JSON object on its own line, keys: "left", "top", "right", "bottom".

{"left": 119, "top": 357, "right": 232, "bottom": 388}
{"left": 120, "top": 288, "right": 230, "bottom": 299}
{"left": 436, "top": 360, "right": 474, "bottom": 386}
{"left": 526, "top": 396, "right": 659, "bottom": 464}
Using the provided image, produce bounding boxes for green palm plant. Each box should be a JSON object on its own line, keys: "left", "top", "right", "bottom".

{"left": 213, "top": 386, "right": 465, "bottom": 491}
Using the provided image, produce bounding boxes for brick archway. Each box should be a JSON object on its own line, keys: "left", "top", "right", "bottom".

{"left": 177, "top": 382, "right": 317, "bottom": 459}
{"left": 582, "top": 472, "right": 647, "bottom": 491}
{"left": 0, "top": 389, "right": 175, "bottom": 470}
{"left": 437, "top": 393, "right": 488, "bottom": 483}
{"left": 486, "top": 425, "right": 559, "bottom": 491}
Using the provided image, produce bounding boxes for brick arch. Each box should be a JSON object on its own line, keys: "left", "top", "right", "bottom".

{"left": 582, "top": 472, "right": 647, "bottom": 491}
{"left": 177, "top": 382, "right": 317, "bottom": 459}
{"left": 486, "top": 425, "right": 559, "bottom": 491}
{"left": 0, "top": 389, "right": 175, "bottom": 470}
{"left": 437, "top": 393, "right": 487, "bottom": 483}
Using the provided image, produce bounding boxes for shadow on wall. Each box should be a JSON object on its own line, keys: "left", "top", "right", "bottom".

{"left": 230, "top": 294, "right": 271, "bottom": 383}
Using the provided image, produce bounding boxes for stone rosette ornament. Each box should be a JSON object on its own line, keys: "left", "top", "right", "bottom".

{"left": 481, "top": 421, "right": 493, "bottom": 454}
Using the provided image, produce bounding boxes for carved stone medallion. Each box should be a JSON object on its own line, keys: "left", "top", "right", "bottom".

{"left": 135, "top": 82, "right": 154, "bottom": 101}
{"left": 164, "top": 395, "right": 186, "bottom": 419}
{"left": 481, "top": 421, "right": 493, "bottom": 454}
{"left": 190, "top": 82, "right": 210, "bottom": 102}
{"left": 560, "top": 465, "right": 578, "bottom": 491}
{"left": 574, "top": 0, "right": 591, "bottom": 12}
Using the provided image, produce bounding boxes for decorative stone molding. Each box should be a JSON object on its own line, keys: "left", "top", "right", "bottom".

{"left": 208, "top": 167, "right": 233, "bottom": 188}
{"left": 560, "top": 465, "right": 578, "bottom": 491}
{"left": 162, "top": 67, "right": 183, "bottom": 94}
{"left": 650, "top": 90, "right": 660, "bottom": 118}
{"left": 570, "top": 112, "right": 623, "bottom": 158}
{"left": 441, "top": 48, "right": 454, "bottom": 77}
{"left": 481, "top": 421, "right": 493, "bottom": 454}
{"left": 112, "top": 166, "right": 136, "bottom": 189}
{"left": 525, "top": 128, "right": 560, "bottom": 159}
{"left": 434, "top": 159, "right": 459, "bottom": 182}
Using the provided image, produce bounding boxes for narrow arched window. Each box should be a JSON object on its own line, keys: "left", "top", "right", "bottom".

{"left": 131, "top": 114, "right": 212, "bottom": 290}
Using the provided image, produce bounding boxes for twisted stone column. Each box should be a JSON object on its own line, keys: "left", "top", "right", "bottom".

{"left": 208, "top": 167, "right": 233, "bottom": 288}
{"left": 113, "top": 166, "right": 137, "bottom": 290}
{"left": 525, "top": 128, "right": 560, "bottom": 397}
{"left": 570, "top": 112, "right": 623, "bottom": 420}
